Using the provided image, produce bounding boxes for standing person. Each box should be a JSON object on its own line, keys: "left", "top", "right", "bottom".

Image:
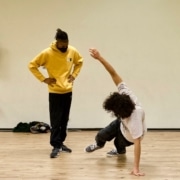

{"left": 85, "top": 48, "right": 146, "bottom": 176}
{"left": 28, "top": 28, "right": 83, "bottom": 158}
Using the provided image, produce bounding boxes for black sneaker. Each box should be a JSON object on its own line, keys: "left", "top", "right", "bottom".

{"left": 85, "top": 144, "right": 103, "bottom": 152}
{"left": 50, "top": 148, "right": 60, "bottom": 158}
{"left": 60, "top": 144, "right": 72, "bottom": 153}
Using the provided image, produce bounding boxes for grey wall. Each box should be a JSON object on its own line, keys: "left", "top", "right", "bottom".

{"left": 0, "top": 0, "right": 180, "bottom": 128}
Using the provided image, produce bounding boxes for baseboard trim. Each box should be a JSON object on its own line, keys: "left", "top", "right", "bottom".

{"left": 68, "top": 128, "right": 180, "bottom": 131}
{"left": 0, "top": 128, "right": 180, "bottom": 132}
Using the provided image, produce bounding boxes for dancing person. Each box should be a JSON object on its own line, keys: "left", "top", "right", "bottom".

{"left": 85, "top": 48, "right": 146, "bottom": 176}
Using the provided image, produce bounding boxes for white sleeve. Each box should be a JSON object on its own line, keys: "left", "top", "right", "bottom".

{"left": 117, "top": 82, "right": 140, "bottom": 106}
{"left": 129, "top": 108, "right": 145, "bottom": 139}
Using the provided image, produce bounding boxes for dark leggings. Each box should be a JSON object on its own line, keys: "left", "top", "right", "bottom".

{"left": 95, "top": 119, "right": 133, "bottom": 153}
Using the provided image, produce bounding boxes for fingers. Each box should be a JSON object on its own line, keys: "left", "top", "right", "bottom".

{"left": 48, "top": 78, "right": 56, "bottom": 84}
{"left": 89, "top": 48, "right": 95, "bottom": 56}
{"left": 89, "top": 48, "right": 95, "bottom": 52}
{"left": 89, "top": 48, "right": 100, "bottom": 59}
{"left": 48, "top": 79, "right": 56, "bottom": 86}
{"left": 68, "top": 75, "right": 75, "bottom": 83}
{"left": 89, "top": 48, "right": 97, "bottom": 54}
{"left": 43, "top": 78, "right": 56, "bottom": 86}
{"left": 130, "top": 171, "right": 145, "bottom": 176}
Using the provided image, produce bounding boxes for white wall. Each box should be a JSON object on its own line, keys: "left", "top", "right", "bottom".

{"left": 0, "top": 0, "right": 180, "bottom": 129}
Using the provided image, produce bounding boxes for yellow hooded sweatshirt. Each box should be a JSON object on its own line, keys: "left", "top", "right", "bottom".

{"left": 28, "top": 42, "right": 83, "bottom": 94}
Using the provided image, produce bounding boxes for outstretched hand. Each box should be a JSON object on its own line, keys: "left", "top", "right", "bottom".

{"left": 89, "top": 48, "right": 101, "bottom": 60}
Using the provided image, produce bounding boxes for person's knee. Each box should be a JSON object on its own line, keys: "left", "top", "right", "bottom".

{"left": 96, "top": 131, "right": 114, "bottom": 145}
{"left": 95, "top": 132, "right": 103, "bottom": 142}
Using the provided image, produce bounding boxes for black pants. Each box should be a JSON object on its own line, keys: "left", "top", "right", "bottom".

{"left": 95, "top": 119, "right": 133, "bottom": 153}
{"left": 49, "top": 92, "right": 72, "bottom": 148}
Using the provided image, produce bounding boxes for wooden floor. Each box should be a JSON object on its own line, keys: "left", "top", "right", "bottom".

{"left": 0, "top": 130, "right": 180, "bottom": 180}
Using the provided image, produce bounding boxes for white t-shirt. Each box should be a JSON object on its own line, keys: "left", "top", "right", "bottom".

{"left": 117, "top": 82, "right": 147, "bottom": 143}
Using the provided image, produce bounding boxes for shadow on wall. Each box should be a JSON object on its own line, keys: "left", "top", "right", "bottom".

{"left": 0, "top": 46, "right": 10, "bottom": 79}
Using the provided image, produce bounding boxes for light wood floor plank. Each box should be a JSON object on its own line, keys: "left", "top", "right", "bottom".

{"left": 0, "top": 131, "right": 180, "bottom": 180}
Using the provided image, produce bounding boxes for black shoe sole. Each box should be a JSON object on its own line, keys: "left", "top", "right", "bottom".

{"left": 50, "top": 155, "right": 58, "bottom": 158}
{"left": 50, "top": 152, "right": 59, "bottom": 158}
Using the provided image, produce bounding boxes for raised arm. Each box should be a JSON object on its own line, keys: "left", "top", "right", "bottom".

{"left": 89, "top": 48, "right": 122, "bottom": 86}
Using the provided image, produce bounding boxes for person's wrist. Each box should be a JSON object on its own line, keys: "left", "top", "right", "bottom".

{"left": 98, "top": 56, "right": 103, "bottom": 61}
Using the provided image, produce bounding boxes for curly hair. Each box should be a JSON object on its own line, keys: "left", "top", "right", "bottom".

{"left": 103, "top": 92, "right": 135, "bottom": 119}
